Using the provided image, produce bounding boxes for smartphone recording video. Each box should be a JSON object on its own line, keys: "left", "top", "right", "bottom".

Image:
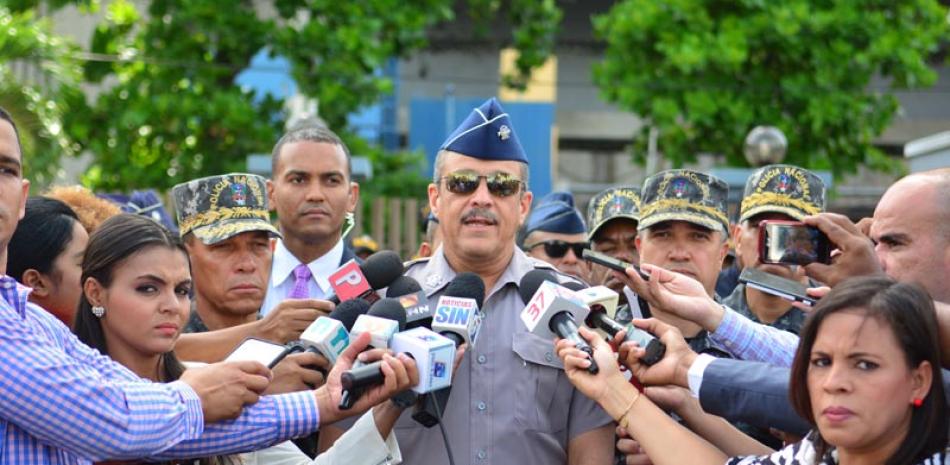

{"left": 758, "top": 220, "right": 832, "bottom": 266}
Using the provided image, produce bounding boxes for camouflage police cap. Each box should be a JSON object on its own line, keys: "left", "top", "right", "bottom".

{"left": 171, "top": 173, "right": 280, "bottom": 245}
{"left": 739, "top": 164, "right": 826, "bottom": 223}
{"left": 586, "top": 186, "right": 641, "bottom": 241}
{"left": 639, "top": 169, "right": 729, "bottom": 235}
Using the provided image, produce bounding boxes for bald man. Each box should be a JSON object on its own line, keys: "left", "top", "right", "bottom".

{"left": 868, "top": 168, "right": 950, "bottom": 303}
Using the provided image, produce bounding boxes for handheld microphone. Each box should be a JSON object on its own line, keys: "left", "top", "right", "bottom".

{"left": 387, "top": 276, "right": 432, "bottom": 330}
{"left": 297, "top": 299, "right": 369, "bottom": 364}
{"left": 563, "top": 282, "right": 665, "bottom": 366}
{"left": 327, "top": 250, "right": 404, "bottom": 304}
{"left": 349, "top": 298, "right": 407, "bottom": 349}
{"left": 387, "top": 275, "right": 423, "bottom": 297}
{"left": 413, "top": 273, "right": 485, "bottom": 428}
{"left": 431, "top": 272, "right": 484, "bottom": 347}
{"left": 340, "top": 327, "right": 456, "bottom": 394}
{"left": 340, "top": 298, "right": 407, "bottom": 409}
{"left": 519, "top": 271, "right": 598, "bottom": 374}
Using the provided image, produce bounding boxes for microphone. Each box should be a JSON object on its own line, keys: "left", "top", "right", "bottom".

{"left": 340, "top": 327, "right": 456, "bottom": 394}
{"left": 349, "top": 298, "right": 407, "bottom": 349}
{"left": 297, "top": 299, "right": 369, "bottom": 364}
{"left": 563, "top": 282, "right": 665, "bottom": 366}
{"left": 387, "top": 275, "right": 423, "bottom": 297}
{"left": 413, "top": 273, "right": 485, "bottom": 428}
{"left": 431, "top": 272, "right": 485, "bottom": 347}
{"left": 387, "top": 276, "right": 432, "bottom": 330}
{"left": 340, "top": 298, "right": 407, "bottom": 409}
{"left": 518, "top": 271, "right": 598, "bottom": 374}
{"left": 327, "top": 250, "right": 404, "bottom": 304}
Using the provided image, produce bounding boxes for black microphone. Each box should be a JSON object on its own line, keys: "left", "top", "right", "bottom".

{"left": 519, "top": 270, "right": 599, "bottom": 374}
{"left": 331, "top": 299, "right": 371, "bottom": 331}
{"left": 339, "top": 298, "right": 407, "bottom": 409}
{"left": 295, "top": 298, "right": 371, "bottom": 365}
{"left": 413, "top": 272, "right": 486, "bottom": 428}
{"left": 387, "top": 275, "right": 422, "bottom": 297}
{"left": 431, "top": 272, "right": 484, "bottom": 346}
{"left": 326, "top": 250, "right": 405, "bottom": 304}
{"left": 387, "top": 276, "right": 433, "bottom": 330}
{"left": 562, "top": 282, "right": 665, "bottom": 366}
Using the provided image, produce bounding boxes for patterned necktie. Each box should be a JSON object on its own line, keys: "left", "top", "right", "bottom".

{"left": 288, "top": 264, "right": 312, "bottom": 299}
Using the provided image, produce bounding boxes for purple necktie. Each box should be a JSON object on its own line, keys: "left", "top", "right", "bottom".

{"left": 288, "top": 264, "right": 312, "bottom": 299}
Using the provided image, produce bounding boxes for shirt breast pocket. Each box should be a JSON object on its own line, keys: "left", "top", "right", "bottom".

{"left": 511, "top": 333, "right": 572, "bottom": 433}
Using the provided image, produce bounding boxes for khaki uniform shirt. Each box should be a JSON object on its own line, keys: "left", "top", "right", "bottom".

{"left": 390, "top": 246, "right": 612, "bottom": 465}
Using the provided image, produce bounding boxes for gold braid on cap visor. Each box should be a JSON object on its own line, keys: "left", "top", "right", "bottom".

{"left": 740, "top": 192, "right": 821, "bottom": 217}
{"left": 639, "top": 198, "right": 729, "bottom": 228}
{"left": 179, "top": 207, "right": 270, "bottom": 235}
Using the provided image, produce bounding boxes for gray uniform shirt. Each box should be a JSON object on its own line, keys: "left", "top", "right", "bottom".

{"left": 387, "top": 247, "right": 612, "bottom": 465}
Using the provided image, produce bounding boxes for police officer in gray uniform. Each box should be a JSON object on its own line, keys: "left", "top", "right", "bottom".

{"left": 321, "top": 98, "right": 614, "bottom": 465}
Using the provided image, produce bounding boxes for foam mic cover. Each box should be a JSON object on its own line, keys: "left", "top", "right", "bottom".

{"left": 327, "top": 250, "right": 404, "bottom": 304}
{"left": 361, "top": 250, "right": 405, "bottom": 290}
{"left": 388, "top": 276, "right": 432, "bottom": 330}
{"left": 366, "top": 298, "right": 408, "bottom": 330}
{"left": 518, "top": 269, "right": 558, "bottom": 304}
{"left": 444, "top": 272, "right": 485, "bottom": 308}
{"left": 330, "top": 299, "right": 371, "bottom": 332}
{"left": 386, "top": 275, "right": 422, "bottom": 297}
{"left": 432, "top": 272, "right": 485, "bottom": 347}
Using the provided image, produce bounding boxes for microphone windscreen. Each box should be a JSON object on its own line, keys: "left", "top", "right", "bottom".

{"left": 518, "top": 269, "right": 557, "bottom": 304}
{"left": 387, "top": 275, "right": 423, "bottom": 297}
{"left": 561, "top": 281, "right": 587, "bottom": 292}
{"left": 367, "top": 297, "right": 408, "bottom": 330}
{"left": 330, "top": 299, "right": 371, "bottom": 331}
{"left": 361, "top": 250, "right": 405, "bottom": 289}
{"left": 443, "top": 272, "right": 486, "bottom": 308}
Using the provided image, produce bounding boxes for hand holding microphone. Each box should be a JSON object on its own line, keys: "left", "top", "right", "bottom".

{"left": 564, "top": 283, "right": 666, "bottom": 367}
{"left": 317, "top": 332, "right": 419, "bottom": 425}
{"left": 413, "top": 272, "right": 485, "bottom": 427}
{"left": 617, "top": 318, "right": 697, "bottom": 390}
{"left": 519, "top": 270, "right": 599, "bottom": 374}
{"left": 327, "top": 250, "right": 405, "bottom": 304}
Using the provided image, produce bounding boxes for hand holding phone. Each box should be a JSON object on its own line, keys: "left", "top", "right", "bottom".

{"left": 738, "top": 267, "right": 817, "bottom": 307}
{"left": 225, "top": 337, "right": 291, "bottom": 369}
{"left": 582, "top": 249, "right": 650, "bottom": 280}
{"left": 758, "top": 220, "right": 832, "bottom": 266}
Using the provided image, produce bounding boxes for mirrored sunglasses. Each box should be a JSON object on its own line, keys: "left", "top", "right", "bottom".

{"left": 439, "top": 170, "right": 524, "bottom": 197}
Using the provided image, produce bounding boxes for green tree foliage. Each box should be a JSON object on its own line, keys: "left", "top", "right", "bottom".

{"left": 593, "top": 0, "right": 949, "bottom": 177}
{"left": 0, "top": 6, "right": 85, "bottom": 187}
{"left": 27, "top": 0, "right": 562, "bottom": 193}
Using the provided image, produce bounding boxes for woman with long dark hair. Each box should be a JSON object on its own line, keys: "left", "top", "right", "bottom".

{"left": 556, "top": 275, "right": 948, "bottom": 465}
{"left": 73, "top": 214, "right": 233, "bottom": 465}
{"left": 74, "top": 213, "right": 411, "bottom": 465}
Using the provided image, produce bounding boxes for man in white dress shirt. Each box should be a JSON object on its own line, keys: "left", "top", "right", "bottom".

{"left": 261, "top": 124, "right": 361, "bottom": 315}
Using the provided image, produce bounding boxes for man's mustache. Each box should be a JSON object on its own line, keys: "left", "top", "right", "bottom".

{"left": 460, "top": 208, "right": 499, "bottom": 224}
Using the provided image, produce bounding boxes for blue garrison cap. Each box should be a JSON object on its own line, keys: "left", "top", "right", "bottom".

{"left": 100, "top": 189, "right": 179, "bottom": 235}
{"left": 440, "top": 97, "right": 528, "bottom": 164}
{"left": 524, "top": 191, "right": 587, "bottom": 236}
